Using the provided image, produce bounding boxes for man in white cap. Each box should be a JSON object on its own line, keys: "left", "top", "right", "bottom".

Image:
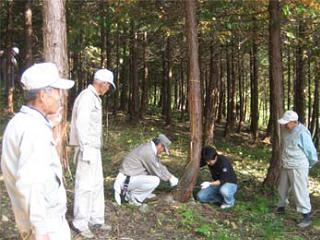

{"left": 113, "top": 134, "right": 179, "bottom": 206}
{"left": 69, "top": 69, "right": 115, "bottom": 238}
{"left": 276, "top": 110, "right": 318, "bottom": 228}
{"left": 1, "top": 62, "right": 74, "bottom": 240}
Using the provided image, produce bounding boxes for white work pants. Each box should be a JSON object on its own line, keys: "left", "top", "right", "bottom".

{"left": 73, "top": 148, "right": 105, "bottom": 231}
{"left": 114, "top": 172, "right": 160, "bottom": 203}
{"left": 278, "top": 168, "right": 311, "bottom": 214}
{"left": 20, "top": 217, "right": 70, "bottom": 240}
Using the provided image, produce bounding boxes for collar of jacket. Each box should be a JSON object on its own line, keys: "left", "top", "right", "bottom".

{"left": 150, "top": 141, "right": 157, "bottom": 156}
{"left": 20, "top": 105, "right": 52, "bottom": 128}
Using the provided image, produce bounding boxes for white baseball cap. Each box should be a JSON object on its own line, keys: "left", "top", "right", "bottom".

{"left": 21, "top": 62, "right": 74, "bottom": 90}
{"left": 12, "top": 47, "right": 19, "bottom": 55}
{"left": 94, "top": 69, "right": 116, "bottom": 90}
{"left": 278, "top": 110, "right": 299, "bottom": 125}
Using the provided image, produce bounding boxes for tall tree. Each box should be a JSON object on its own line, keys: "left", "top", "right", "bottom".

{"left": 263, "top": 0, "right": 284, "bottom": 187}
{"left": 203, "top": 42, "right": 219, "bottom": 144}
{"left": 176, "top": 0, "right": 202, "bottom": 202}
{"left": 25, "top": 0, "right": 33, "bottom": 68}
{"left": 43, "top": 0, "right": 69, "bottom": 168}
{"left": 250, "top": 17, "right": 259, "bottom": 141}
{"left": 294, "top": 20, "right": 306, "bottom": 123}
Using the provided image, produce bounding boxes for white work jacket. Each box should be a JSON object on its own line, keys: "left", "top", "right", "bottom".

{"left": 69, "top": 85, "right": 102, "bottom": 161}
{"left": 1, "top": 106, "right": 67, "bottom": 235}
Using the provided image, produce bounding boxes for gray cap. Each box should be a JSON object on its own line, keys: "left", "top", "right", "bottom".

{"left": 156, "top": 134, "right": 172, "bottom": 155}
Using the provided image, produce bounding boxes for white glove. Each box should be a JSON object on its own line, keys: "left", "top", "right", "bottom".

{"left": 169, "top": 175, "right": 179, "bottom": 187}
{"left": 200, "top": 181, "right": 212, "bottom": 189}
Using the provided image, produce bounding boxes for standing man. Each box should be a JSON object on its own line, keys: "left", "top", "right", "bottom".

{"left": 113, "top": 134, "right": 179, "bottom": 206}
{"left": 1, "top": 63, "right": 74, "bottom": 240}
{"left": 197, "top": 146, "right": 238, "bottom": 209}
{"left": 69, "top": 69, "right": 115, "bottom": 239}
{"left": 276, "top": 110, "right": 318, "bottom": 228}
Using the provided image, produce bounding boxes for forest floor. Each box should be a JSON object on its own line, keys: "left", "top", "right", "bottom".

{"left": 1, "top": 110, "right": 320, "bottom": 240}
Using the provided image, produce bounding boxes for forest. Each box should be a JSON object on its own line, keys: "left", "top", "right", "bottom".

{"left": 1, "top": 0, "right": 320, "bottom": 239}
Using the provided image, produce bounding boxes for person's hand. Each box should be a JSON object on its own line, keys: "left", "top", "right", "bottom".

{"left": 212, "top": 180, "right": 220, "bottom": 186}
{"left": 35, "top": 234, "right": 50, "bottom": 240}
{"left": 169, "top": 175, "right": 179, "bottom": 187}
{"left": 200, "top": 181, "right": 212, "bottom": 189}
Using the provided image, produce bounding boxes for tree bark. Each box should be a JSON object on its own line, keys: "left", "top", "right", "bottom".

{"left": 294, "top": 20, "right": 305, "bottom": 124}
{"left": 25, "top": 0, "right": 33, "bottom": 68}
{"left": 263, "top": 0, "right": 284, "bottom": 187}
{"left": 250, "top": 19, "right": 259, "bottom": 141}
{"left": 43, "top": 0, "right": 69, "bottom": 168}
{"left": 5, "top": 0, "right": 14, "bottom": 113}
{"left": 140, "top": 31, "right": 149, "bottom": 118}
{"left": 204, "top": 42, "right": 219, "bottom": 144}
{"left": 176, "top": 0, "right": 203, "bottom": 202}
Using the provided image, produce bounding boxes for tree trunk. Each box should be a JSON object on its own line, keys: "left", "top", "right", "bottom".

{"left": 294, "top": 20, "right": 305, "bottom": 124}
{"left": 263, "top": 0, "right": 284, "bottom": 187}
{"left": 250, "top": 20, "right": 259, "bottom": 141}
{"left": 140, "top": 31, "right": 149, "bottom": 118}
{"left": 176, "top": 0, "right": 202, "bottom": 202}
{"left": 25, "top": 0, "right": 33, "bottom": 68}
{"left": 165, "top": 37, "right": 172, "bottom": 126}
{"left": 5, "top": 0, "right": 14, "bottom": 113}
{"left": 204, "top": 42, "right": 219, "bottom": 144}
{"left": 287, "top": 46, "right": 291, "bottom": 109}
{"left": 129, "top": 22, "right": 139, "bottom": 120}
{"left": 43, "top": 0, "right": 69, "bottom": 168}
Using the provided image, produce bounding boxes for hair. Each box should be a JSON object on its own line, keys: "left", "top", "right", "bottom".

{"left": 152, "top": 137, "right": 161, "bottom": 146}
{"left": 200, "top": 146, "right": 217, "bottom": 167}
{"left": 23, "top": 86, "right": 55, "bottom": 102}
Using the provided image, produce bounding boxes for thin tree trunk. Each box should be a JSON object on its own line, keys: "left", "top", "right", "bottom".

{"left": 294, "top": 20, "right": 305, "bottom": 124}
{"left": 165, "top": 37, "right": 172, "bottom": 126}
{"left": 176, "top": 0, "right": 203, "bottom": 202}
{"left": 263, "top": 0, "right": 284, "bottom": 187}
{"left": 250, "top": 20, "right": 259, "bottom": 141}
{"left": 5, "top": 0, "right": 14, "bottom": 113}
{"left": 43, "top": 0, "right": 69, "bottom": 168}
{"left": 287, "top": 46, "right": 291, "bottom": 109}
{"left": 140, "top": 31, "right": 149, "bottom": 118}
{"left": 25, "top": 0, "right": 33, "bottom": 68}
{"left": 204, "top": 42, "right": 219, "bottom": 144}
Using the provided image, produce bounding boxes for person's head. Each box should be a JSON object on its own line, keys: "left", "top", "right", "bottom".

{"left": 200, "top": 146, "right": 218, "bottom": 167}
{"left": 152, "top": 134, "right": 171, "bottom": 155}
{"left": 21, "top": 62, "right": 74, "bottom": 115}
{"left": 93, "top": 69, "right": 115, "bottom": 96}
{"left": 11, "top": 47, "right": 19, "bottom": 56}
{"left": 278, "top": 110, "right": 298, "bottom": 130}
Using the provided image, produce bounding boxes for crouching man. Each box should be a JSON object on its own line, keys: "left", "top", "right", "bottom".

{"left": 114, "top": 134, "right": 179, "bottom": 206}
{"left": 197, "top": 146, "right": 238, "bottom": 209}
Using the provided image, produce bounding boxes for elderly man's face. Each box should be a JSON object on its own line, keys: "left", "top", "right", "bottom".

{"left": 43, "top": 88, "right": 61, "bottom": 115}
{"left": 285, "top": 121, "right": 297, "bottom": 130}
{"left": 99, "top": 82, "right": 111, "bottom": 96}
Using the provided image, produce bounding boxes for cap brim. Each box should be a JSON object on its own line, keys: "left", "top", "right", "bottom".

{"left": 164, "top": 145, "right": 170, "bottom": 155}
{"left": 278, "top": 119, "right": 289, "bottom": 125}
{"left": 49, "top": 79, "right": 75, "bottom": 89}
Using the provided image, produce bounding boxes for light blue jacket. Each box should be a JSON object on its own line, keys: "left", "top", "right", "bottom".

{"left": 282, "top": 123, "right": 318, "bottom": 169}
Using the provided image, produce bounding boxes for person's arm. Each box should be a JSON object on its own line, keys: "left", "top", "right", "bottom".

{"left": 16, "top": 129, "right": 52, "bottom": 236}
{"left": 75, "top": 94, "right": 95, "bottom": 161}
{"left": 141, "top": 154, "right": 172, "bottom": 181}
{"left": 299, "top": 131, "right": 318, "bottom": 167}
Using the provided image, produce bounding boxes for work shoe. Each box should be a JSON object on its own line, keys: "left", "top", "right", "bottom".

{"left": 220, "top": 203, "right": 233, "bottom": 209}
{"left": 276, "top": 207, "right": 285, "bottom": 214}
{"left": 79, "top": 229, "right": 95, "bottom": 239}
{"left": 129, "top": 198, "right": 142, "bottom": 206}
{"left": 91, "top": 223, "right": 112, "bottom": 231}
{"left": 297, "top": 213, "right": 312, "bottom": 228}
